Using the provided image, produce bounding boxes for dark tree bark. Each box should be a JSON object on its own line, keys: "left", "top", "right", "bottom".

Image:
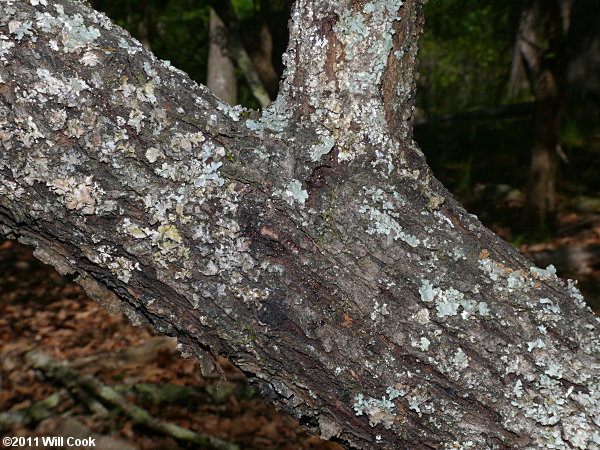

{"left": 1, "top": 1, "right": 599, "bottom": 449}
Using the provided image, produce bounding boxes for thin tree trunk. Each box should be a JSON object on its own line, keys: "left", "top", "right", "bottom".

{"left": 208, "top": 0, "right": 272, "bottom": 107}
{"left": 525, "top": 0, "right": 568, "bottom": 237}
{"left": 245, "top": 0, "right": 280, "bottom": 99}
{"left": 566, "top": 0, "right": 600, "bottom": 124}
{"left": 1, "top": 1, "right": 599, "bottom": 448}
{"left": 507, "top": 0, "right": 541, "bottom": 99}
{"left": 207, "top": 8, "right": 237, "bottom": 106}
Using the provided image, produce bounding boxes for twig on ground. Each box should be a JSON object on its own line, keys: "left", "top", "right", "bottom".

{"left": 26, "top": 350, "right": 240, "bottom": 450}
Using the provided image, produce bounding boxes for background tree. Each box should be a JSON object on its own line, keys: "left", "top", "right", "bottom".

{"left": 207, "top": 8, "right": 237, "bottom": 105}
{"left": 417, "top": 0, "right": 599, "bottom": 243}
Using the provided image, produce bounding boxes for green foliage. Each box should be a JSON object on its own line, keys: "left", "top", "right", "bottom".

{"left": 418, "top": 0, "right": 514, "bottom": 115}
{"left": 560, "top": 120, "right": 586, "bottom": 149}
{"left": 93, "top": 0, "right": 210, "bottom": 84}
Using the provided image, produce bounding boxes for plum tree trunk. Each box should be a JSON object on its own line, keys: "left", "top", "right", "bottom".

{"left": 1, "top": 1, "right": 599, "bottom": 448}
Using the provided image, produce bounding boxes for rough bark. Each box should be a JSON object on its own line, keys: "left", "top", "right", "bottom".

{"left": 207, "top": 8, "right": 237, "bottom": 106}
{"left": 1, "top": 1, "right": 599, "bottom": 449}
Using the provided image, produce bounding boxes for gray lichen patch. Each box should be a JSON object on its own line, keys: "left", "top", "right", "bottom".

{"left": 353, "top": 391, "right": 399, "bottom": 429}
{"left": 285, "top": 179, "right": 309, "bottom": 205}
{"left": 358, "top": 186, "right": 420, "bottom": 247}
{"left": 310, "top": 134, "right": 335, "bottom": 162}
{"left": 418, "top": 278, "right": 488, "bottom": 321}
{"left": 33, "top": 4, "right": 101, "bottom": 52}
{"left": 8, "top": 19, "right": 36, "bottom": 42}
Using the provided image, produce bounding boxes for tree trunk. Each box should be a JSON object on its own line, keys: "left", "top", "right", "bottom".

{"left": 207, "top": 8, "right": 237, "bottom": 106}
{"left": 245, "top": 0, "right": 281, "bottom": 100}
{"left": 524, "top": 0, "right": 568, "bottom": 237}
{"left": 1, "top": 1, "right": 599, "bottom": 449}
{"left": 507, "top": 0, "right": 542, "bottom": 99}
{"left": 208, "top": 0, "right": 272, "bottom": 108}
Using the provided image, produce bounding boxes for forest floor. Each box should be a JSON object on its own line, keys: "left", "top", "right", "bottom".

{"left": 0, "top": 194, "right": 598, "bottom": 449}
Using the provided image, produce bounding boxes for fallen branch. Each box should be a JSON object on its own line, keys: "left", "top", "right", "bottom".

{"left": 69, "top": 336, "right": 177, "bottom": 370}
{"left": 112, "top": 382, "right": 250, "bottom": 406}
{"left": 0, "top": 390, "right": 66, "bottom": 433}
{"left": 26, "top": 350, "right": 239, "bottom": 450}
{"left": 415, "top": 102, "right": 534, "bottom": 125}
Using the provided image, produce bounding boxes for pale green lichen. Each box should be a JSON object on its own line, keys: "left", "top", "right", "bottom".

{"left": 79, "top": 50, "right": 100, "bottom": 67}
{"left": 157, "top": 223, "right": 182, "bottom": 243}
{"left": 8, "top": 20, "right": 35, "bottom": 42}
{"left": 244, "top": 106, "right": 288, "bottom": 137}
{"left": 419, "top": 279, "right": 487, "bottom": 320}
{"left": 333, "top": 0, "right": 404, "bottom": 93}
{"left": 121, "top": 218, "right": 190, "bottom": 279}
{"left": 531, "top": 264, "right": 557, "bottom": 279}
{"left": 417, "top": 337, "right": 430, "bottom": 351}
{"left": 435, "top": 288, "right": 463, "bottom": 318}
{"left": 145, "top": 147, "right": 163, "bottom": 163}
{"left": 408, "top": 397, "right": 422, "bottom": 415}
{"left": 359, "top": 203, "right": 420, "bottom": 247}
{"left": 478, "top": 302, "right": 490, "bottom": 316}
{"left": 567, "top": 279, "right": 587, "bottom": 307}
{"left": 452, "top": 348, "right": 469, "bottom": 370}
{"left": 527, "top": 338, "right": 547, "bottom": 352}
{"left": 419, "top": 280, "right": 435, "bottom": 303}
{"left": 353, "top": 391, "right": 397, "bottom": 429}
{"left": 286, "top": 179, "right": 308, "bottom": 205}
{"left": 539, "top": 297, "right": 561, "bottom": 315}
{"left": 0, "top": 38, "right": 16, "bottom": 62}
{"left": 513, "top": 379, "right": 523, "bottom": 398}
{"left": 386, "top": 386, "right": 405, "bottom": 400}
{"left": 310, "top": 134, "right": 335, "bottom": 162}
{"left": 35, "top": 5, "right": 101, "bottom": 52}
{"left": 127, "top": 109, "right": 145, "bottom": 133}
